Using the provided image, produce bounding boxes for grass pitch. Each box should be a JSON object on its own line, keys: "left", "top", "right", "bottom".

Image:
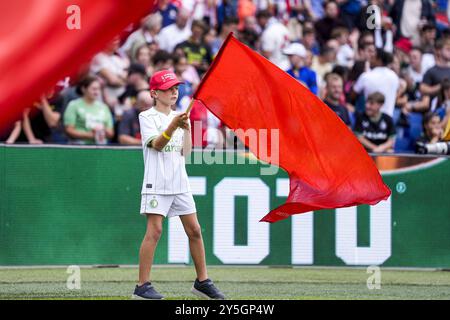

{"left": 0, "top": 266, "right": 449, "bottom": 300}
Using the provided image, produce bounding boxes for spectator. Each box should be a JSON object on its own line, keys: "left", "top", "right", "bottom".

{"left": 420, "top": 22, "right": 438, "bottom": 54}
{"left": 420, "top": 38, "right": 450, "bottom": 100}
{"left": 433, "top": 79, "right": 450, "bottom": 120}
{"left": 121, "top": 13, "right": 163, "bottom": 59}
{"left": 333, "top": 27, "right": 355, "bottom": 68}
{"left": 3, "top": 91, "right": 66, "bottom": 145}
{"left": 338, "top": 0, "right": 362, "bottom": 30}
{"left": 158, "top": 8, "right": 192, "bottom": 53}
{"left": 217, "top": 0, "right": 239, "bottom": 31}
{"left": 118, "top": 63, "right": 150, "bottom": 117}
{"left": 118, "top": 90, "right": 153, "bottom": 145}
{"left": 237, "top": 0, "right": 256, "bottom": 31}
{"left": 210, "top": 17, "right": 239, "bottom": 56}
{"left": 283, "top": 42, "right": 318, "bottom": 95}
{"left": 314, "top": 1, "right": 346, "bottom": 46}
{"left": 400, "top": 47, "right": 431, "bottom": 114}
{"left": 28, "top": 94, "right": 65, "bottom": 144}
{"left": 90, "top": 36, "right": 129, "bottom": 110}
{"left": 323, "top": 73, "right": 352, "bottom": 127}
{"left": 353, "top": 48, "right": 400, "bottom": 117}
{"left": 291, "top": 0, "right": 317, "bottom": 22}
{"left": 64, "top": 76, "right": 114, "bottom": 145}
{"left": 415, "top": 112, "right": 444, "bottom": 153}
{"left": 407, "top": 47, "right": 426, "bottom": 84}
{"left": 311, "top": 44, "right": 336, "bottom": 90}
{"left": 354, "top": 92, "right": 396, "bottom": 153}
{"left": 173, "top": 54, "right": 194, "bottom": 111}
{"left": 133, "top": 43, "right": 158, "bottom": 77}
{"left": 302, "top": 27, "right": 320, "bottom": 56}
{"left": 390, "top": 0, "right": 435, "bottom": 46}
{"left": 158, "top": 0, "right": 179, "bottom": 28}
{"left": 175, "top": 19, "right": 213, "bottom": 76}
{"left": 152, "top": 50, "right": 174, "bottom": 72}
{"left": 2, "top": 121, "right": 21, "bottom": 144}
{"left": 239, "top": 15, "right": 260, "bottom": 49}
{"left": 257, "top": 9, "right": 290, "bottom": 70}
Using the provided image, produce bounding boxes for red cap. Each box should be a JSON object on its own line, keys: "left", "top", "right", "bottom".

{"left": 395, "top": 38, "right": 412, "bottom": 54}
{"left": 149, "top": 70, "right": 184, "bottom": 90}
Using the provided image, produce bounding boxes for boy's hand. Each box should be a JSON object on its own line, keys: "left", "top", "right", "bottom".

{"left": 170, "top": 113, "right": 189, "bottom": 129}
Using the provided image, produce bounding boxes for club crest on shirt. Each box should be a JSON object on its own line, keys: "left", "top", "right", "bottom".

{"left": 150, "top": 198, "right": 158, "bottom": 208}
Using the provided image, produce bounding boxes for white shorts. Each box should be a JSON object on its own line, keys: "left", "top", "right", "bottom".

{"left": 140, "top": 192, "right": 197, "bottom": 218}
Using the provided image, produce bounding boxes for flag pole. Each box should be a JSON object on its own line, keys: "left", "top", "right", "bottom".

{"left": 186, "top": 98, "right": 195, "bottom": 116}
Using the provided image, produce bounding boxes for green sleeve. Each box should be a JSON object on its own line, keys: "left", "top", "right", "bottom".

{"left": 63, "top": 101, "right": 77, "bottom": 127}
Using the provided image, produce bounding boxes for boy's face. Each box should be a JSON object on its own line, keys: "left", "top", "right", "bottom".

{"left": 365, "top": 100, "right": 382, "bottom": 117}
{"left": 153, "top": 85, "right": 179, "bottom": 106}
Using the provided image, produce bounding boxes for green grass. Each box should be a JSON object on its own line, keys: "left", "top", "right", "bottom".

{"left": 0, "top": 266, "right": 449, "bottom": 300}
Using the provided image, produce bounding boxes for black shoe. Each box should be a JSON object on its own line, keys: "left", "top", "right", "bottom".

{"left": 191, "top": 278, "right": 225, "bottom": 300}
{"left": 132, "top": 282, "right": 164, "bottom": 300}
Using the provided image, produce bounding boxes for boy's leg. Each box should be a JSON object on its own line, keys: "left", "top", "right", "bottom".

{"left": 138, "top": 213, "right": 164, "bottom": 286}
{"left": 179, "top": 213, "right": 208, "bottom": 281}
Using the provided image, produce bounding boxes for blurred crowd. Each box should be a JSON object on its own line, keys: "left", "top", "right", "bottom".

{"left": 2, "top": 0, "right": 450, "bottom": 154}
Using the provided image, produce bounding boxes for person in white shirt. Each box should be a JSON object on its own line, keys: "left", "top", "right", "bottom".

{"left": 133, "top": 70, "right": 225, "bottom": 300}
{"left": 90, "top": 37, "right": 129, "bottom": 113}
{"left": 353, "top": 49, "right": 400, "bottom": 118}
{"left": 332, "top": 27, "right": 355, "bottom": 69}
{"left": 257, "top": 10, "right": 290, "bottom": 70}
{"left": 120, "top": 12, "right": 163, "bottom": 59}
{"left": 158, "top": 8, "right": 192, "bottom": 53}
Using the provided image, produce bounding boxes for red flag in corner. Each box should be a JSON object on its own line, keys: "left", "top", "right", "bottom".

{"left": 0, "top": 0, "right": 156, "bottom": 134}
{"left": 193, "top": 34, "right": 391, "bottom": 223}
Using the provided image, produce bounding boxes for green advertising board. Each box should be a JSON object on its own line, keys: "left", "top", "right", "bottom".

{"left": 0, "top": 145, "right": 449, "bottom": 268}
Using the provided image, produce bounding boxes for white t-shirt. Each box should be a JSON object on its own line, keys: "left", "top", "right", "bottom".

{"left": 336, "top": 44, "right": 355, "bottom": 68}
{"left": 158, "top": 23, "right": 192, "bottom": 53}
{"left": 120, "top": 29, "right": 158, "bottom": 55}
{"left": 90, "top": 52, "right": 128, "bottom": 101}
{"left": 353, "top": 67, "right": 400, "bottom": 117}
{"left": 261, "top": 19, "right": 290, "bottom": 70}
{"left": 400, "top": 0, "right": 422, "bottom": 46}
{"left": 139, "top": 108, "right": 190, "bottom": 195}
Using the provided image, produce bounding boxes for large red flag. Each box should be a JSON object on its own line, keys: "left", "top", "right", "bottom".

{"left": 0, "top": 0, "right": 156, "bottom": 135}
{"left": 194, "top": 34, "right": 391, "bottom": 223}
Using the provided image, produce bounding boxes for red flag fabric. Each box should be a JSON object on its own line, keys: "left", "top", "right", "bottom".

{"left": 194, "top": 34, "right": 391, "bottom": 223}
{"left": 0, "top": 0, "right": 156, "bottom": 134}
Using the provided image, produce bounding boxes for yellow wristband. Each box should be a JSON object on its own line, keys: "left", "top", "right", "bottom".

{"left": 162, "top": 131, "right": 171, "bottom": 140}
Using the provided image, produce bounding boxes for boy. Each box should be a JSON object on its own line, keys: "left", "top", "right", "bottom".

{"left": 353, "top": 92, "right": 396, "bottom": 153}
{"left": 132, "top": 70, "right": 225, "bottom": 300}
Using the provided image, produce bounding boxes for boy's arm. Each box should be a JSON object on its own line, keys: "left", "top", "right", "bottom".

{"left": 140, "top": 113, "right": 188, "bottom": 152}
